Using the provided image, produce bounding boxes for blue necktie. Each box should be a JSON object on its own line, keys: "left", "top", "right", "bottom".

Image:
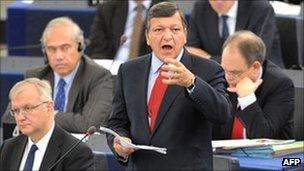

{"left": 221, "top": 15, "right": 229, "bottom": 43}
{"left": 23, "top": 144, "right": 38, "bottom": 171}
{"left": 55, "top": 78, "right": 66, "bottom": 112}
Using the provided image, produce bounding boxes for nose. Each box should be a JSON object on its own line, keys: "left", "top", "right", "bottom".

{"left": 162, "top": 29, "right": 173, "bottom": 41}
{"left": 225, "top": 73, "right": 236, "bottom": 82}
{"left": 15, "top": 112, "right": 26, "bottom": 121}
{"left": 54, "top": 49, "right": 64, "bottom": 61}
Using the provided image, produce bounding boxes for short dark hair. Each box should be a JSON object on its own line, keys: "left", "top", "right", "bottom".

{"left": 222, "top": 30, "right": 266, "bottom": 66}
{"left": 146, "top": 2, "right": 187, "bottom": 31}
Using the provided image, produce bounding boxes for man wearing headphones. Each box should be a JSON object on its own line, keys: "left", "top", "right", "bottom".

{"left": 2, "top": 17, "right": 113, "bottom": 134}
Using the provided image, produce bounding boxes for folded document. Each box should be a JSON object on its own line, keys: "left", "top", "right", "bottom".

{"left": 99, "top": 127, "right": 167, "bottom": 154}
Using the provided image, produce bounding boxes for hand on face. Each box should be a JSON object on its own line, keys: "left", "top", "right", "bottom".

{"left": 227, "top": 77, "right": 263, "bottom": 97}
{"left": 113, "top": 137, "right": 135, "bottom": 158}
{"left": 160, "top": 58, "right": 195, "bottom": 87}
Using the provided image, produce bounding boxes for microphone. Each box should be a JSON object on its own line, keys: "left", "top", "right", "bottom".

{"left": 47, "top": 126, "right": 96, "bottom": 171}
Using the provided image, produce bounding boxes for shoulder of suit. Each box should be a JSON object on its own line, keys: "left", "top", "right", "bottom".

{"left": 83, "top": 55, "right": 111, "bottom": 73}
{"left": 263, "top": 61, "right": 293, "bottom": 86}
{"left": 25, "top": 65, "right": 51, "bottom": 78}
{"left": 2, "top": 134, "right": 27, "bottom": 146}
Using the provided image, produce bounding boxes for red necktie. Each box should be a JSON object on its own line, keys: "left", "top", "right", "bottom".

{"left": 231, "top": 116, "right": 244, "bottom": 139}
{"left": 148, "top": 72, "right": 168, "bottom": 131}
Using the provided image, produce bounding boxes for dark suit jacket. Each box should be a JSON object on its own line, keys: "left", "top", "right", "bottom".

{"left": 0, "top": 124, "right": 94, "bottom": 170}
{"left": 107, "top": 50, "right": 231, "bottom": 170}
{"left": 187, "top": 0, "right": 284, "bottom": 68}
{"left": 87, "top": 0, "right": 164, "bottom": 59}
{"left": 1, "top": 56, "right": 113, "bottom": 133}
{"left": 213, "top": 60, "right": 294, "bottom": 140}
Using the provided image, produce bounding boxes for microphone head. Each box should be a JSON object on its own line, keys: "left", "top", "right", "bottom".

{"left": 86, "top": 126, "right": 97, "bottom": 135}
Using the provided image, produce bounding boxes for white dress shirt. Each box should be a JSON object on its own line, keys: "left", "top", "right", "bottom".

{"left": 237, "top": 67, "right": 263, "bottom": 138}
{"left": 115, "top": 0, "right": 152, "bottom": 62}
{"left": 53, "top": 62, "right": 79, "bottom": 112}
{"left": 19, "top": 121, "right": 55, "bottom": 170}
{"left": 218, "top": 1, "right": 238, "bottom": 37}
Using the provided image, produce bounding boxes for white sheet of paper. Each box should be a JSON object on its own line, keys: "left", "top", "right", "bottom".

{"left": 212, "top": 139, "right": 295, "bottom": 150}
{"left": 99, "top": 127, "right": 167, "bottom": 154}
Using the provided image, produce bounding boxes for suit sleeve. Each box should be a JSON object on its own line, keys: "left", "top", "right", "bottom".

{"left": 55, "top": 69, "right": 113, "bottom": 133}
{"left": 238, "top": 77, "right": 294, "bottom": 139}
{"left": 64, "top": 143, "right": 94, "bottom": 170}
{"left": 248, "top": 2, "right": 284, "bottom": 67}
{"left": 186, "top": 2, "right": 204, "bottom": 49}
{"left": 87, "top": 3, "right": 115, "bottom": 59}
{"left": 106, "top": 64, "right": 131, "bottom": 164}
{"left": 189, "top": 62, "right": 231, "bottom": 124}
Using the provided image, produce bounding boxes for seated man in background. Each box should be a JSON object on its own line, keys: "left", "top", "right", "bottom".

{"left": 87, "top": 0, "right": 165, "bottom": 61}
{"left": 213, "top": 30, "right": 294, "bottom": 140}
{"left": 2, "top": 17, "right": 113, "bottom": 135}
{"left": 187, "top": 0, "right": 285, "bottom": 68}
{"left": 0, "top": 78, "right": 94, "bottom": 170}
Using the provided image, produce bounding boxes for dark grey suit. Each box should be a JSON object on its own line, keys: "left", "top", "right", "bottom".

{"left": 2, "top": 56, "right": 113, "bottom": 133}
{"left": 187, "top": 0, "right": 284, "bottom": 68}
{"left": 0, "top": 124, "right": 94, "bottom": 170}
{"left": 213, "top": 60, "right": 294, "bottom": 140}
{"left": 107, "top": 50, "right": 231, "bottom": 170}
{"left": 87, "top": 0, "right": 164, "bottom": 59}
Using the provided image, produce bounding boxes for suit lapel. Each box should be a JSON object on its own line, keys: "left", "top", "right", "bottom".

{"left": 11, "top": 136, "right": 27, "bottom": 170}
{"left": 66, "top": 58, "right": 84, "bottom": 111}
{"left": 235, "top": 1, "right": 249, "bottom": 31}
{"left": 205, "top": 8, "right": 223, "bottom": 52}
{"left": 152, "top": 50, "right": 192, "bottom": 135}
{"left": 39, "top": 125, "right": 62, "bottom": 170}
{"left": 113, "top": 1, "right": 128, "bottom": 50}
{"left": 136, "top": 57, "right": 152, "bottom": 136}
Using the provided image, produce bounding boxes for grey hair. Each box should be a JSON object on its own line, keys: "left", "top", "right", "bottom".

{"left": 40, "top": 16, "right": 84, "bottom": 51}
{"left": 9, "top": 78, "right": 52, "bottom": 102}
{"left": 222, "top": 30, "right": 266, "bottom": 66}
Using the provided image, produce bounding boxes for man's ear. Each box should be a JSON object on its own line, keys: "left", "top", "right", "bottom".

{"left": 252, "top": 61, "right": 261, "bottom": 70}
{"left": 145, "top": 30, "right": 150, "bottom": 46}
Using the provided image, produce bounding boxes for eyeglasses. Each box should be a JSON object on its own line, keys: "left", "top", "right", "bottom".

{"left": 224, "top": 69, "right": 248, "bottom": 78}
{"left": 10, "top": 101, "right": 48, "bottom": 116}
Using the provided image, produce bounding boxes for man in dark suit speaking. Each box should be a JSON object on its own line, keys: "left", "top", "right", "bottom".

{"left": 107, "top": 2, "right": 231, "bottom": 170}
{"left": 0, "top": 78, "right": 93, "bottom": 170}
{"left": 2, "top": 17, "right": 113, "bottom": 134}
{"left": 213, "top": 31, "right": 294, "bottom": 140}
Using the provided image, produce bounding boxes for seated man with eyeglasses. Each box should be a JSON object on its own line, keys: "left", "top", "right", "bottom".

{"left": 1, "top": 17, "right": 113, "bottom": 138}
{"left": 212, "top": 30, "right": 294, "bottom": 140}
{"left": 0, "top": 78, "right": 94, "bottom": 170}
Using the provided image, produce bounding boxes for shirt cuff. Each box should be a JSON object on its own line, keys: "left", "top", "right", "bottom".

{"left": 237, "top": 93, "right": 257, "bottom": 110}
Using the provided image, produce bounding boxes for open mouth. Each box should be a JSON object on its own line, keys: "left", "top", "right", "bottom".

{"left": 162, "top": 45, "right": 173, "bottom": 50}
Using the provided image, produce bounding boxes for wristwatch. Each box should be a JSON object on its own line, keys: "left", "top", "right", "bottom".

{"left": 187, "top": 76, "right": 196, "bottom": 91}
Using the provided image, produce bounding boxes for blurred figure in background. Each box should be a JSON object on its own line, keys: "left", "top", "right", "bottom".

{"left": 187, "top": 0, "right": 285, "bottom": 68}
{"left": 2, "top": 17, "right": 113, "bottom": 135}
{"left": 0, "top": 78, "right": 93, "bottom": 170}
{"left": 213, "top": 30, "right": 294, "bottom": 140}
{"left": 87, "top": 0, "right": 165, "bottom": 61}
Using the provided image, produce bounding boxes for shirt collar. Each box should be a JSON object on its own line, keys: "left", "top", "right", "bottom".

{"left": 150, "top": 48, "right": 184, "bottom": 74}
{"left": 27, "top": 121, "right": 55, "bottom": 150}
{"left": 218, "top": 1, "right": 238, "bottom": 19}
{"left": 54, "top": 61, "right": 80, "bottom": 89}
